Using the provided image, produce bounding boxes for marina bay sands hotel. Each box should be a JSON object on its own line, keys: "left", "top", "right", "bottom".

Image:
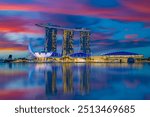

{"left": 36, "top": 24, "right": 91, "bottom": 56}
{"left": 28, "top": 23, "right": 143, "bottom": 63}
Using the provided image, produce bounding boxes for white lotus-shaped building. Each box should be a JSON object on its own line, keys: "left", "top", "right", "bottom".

{"left": 34, "top": 52, "right": 53, "bottom": 58}
{"left": 28, "top": 43, "right": 53, "bottom": 58}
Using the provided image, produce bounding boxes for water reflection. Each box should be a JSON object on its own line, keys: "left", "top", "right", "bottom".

{"left": 39, "top": 63, "right": 91, "bottom": 96}
{"left": 79, "top": 64, "right": 90, "bottom": 94}
{"left": 8, "top": 63, "right": 12, "bottom": 69}
{"left": 62, "top": 64, "right": 74, "bottom": 94}
{"left": 0, "top": 63, "right": 150, "bottom": 100}
{"left": 45, "top": 65, "right": 57, "bottom": 96}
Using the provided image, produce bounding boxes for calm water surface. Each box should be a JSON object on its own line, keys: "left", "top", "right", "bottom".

{"left": 0, "top": 63, "right": 150, "bottom": 100}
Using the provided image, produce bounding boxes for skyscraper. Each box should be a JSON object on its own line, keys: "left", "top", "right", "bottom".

{"left": 62, "top": 30, "right": 74, "bottom": 56}
{"left": 45, "top": 28, "right": 57, "bottom": 52}
{"left": 80, "top": 31, "right": 91, "bottom": 54}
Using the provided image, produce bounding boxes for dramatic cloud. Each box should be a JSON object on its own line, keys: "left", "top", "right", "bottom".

{"left": 0, "top": 34, "right": 27, "bottom": 51}
{"left": 120, "top": 0, "right": 150, "bottom": 14}
{"left": 0, "top": 0, "right": 150, "bottom": 57}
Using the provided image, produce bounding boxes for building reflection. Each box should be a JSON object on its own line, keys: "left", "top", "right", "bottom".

{"left": 79, "top": 64, "right": 90, "bottom": 94}
{"left": 45, "top": 65, "right": 57, "bottom": 96}
{"left": 8, "top": 63, "right": 12, "bottom": 69}
{"left": 37, "top": 63, "right": 91, "bottom": 96}
{"left": 62, "top": 63, "right": 73, "bottom": 94}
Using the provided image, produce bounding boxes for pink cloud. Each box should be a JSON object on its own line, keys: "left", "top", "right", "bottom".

{"left": 120, "top": 0, "right": 150, "bottom": 14}
{"left": 125, "top": 34, "right": 138, "bottom": 39}
{"left": 0, "top": 0, "right": 150, "bottom": 22}
{"left": 0, "top": 17, "right": 43, "bottom": 34}
{"left": 92, "top": 33, "right": 111, "bottom": 40}
{"left": 0, "top": 38, "right": 27, "bottom": 51}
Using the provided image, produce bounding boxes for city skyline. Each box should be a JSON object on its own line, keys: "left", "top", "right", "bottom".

{"left": 0, "top": 0, "right": 150, "bottom": 58}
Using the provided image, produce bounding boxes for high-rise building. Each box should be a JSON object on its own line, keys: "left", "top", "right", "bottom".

{"left": 80, "top": 31, "right": 91, "bottom": 54}
{"left": 62, "top": 30, "right": 74, "bottom": 56}
{"left": 45, "top": 28, "right": 57, "bottom": 52}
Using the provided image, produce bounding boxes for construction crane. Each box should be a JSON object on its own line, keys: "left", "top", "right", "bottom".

{"left": 35, "top": 23, "right": 90, "bottom": 32}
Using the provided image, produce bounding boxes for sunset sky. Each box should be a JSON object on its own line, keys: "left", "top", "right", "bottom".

{"left": 0, "top": 0, "right": 150, "bottom": 58}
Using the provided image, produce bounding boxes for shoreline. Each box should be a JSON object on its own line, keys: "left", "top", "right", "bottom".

{"left": 1, "top": 61, "right": 150, "bottom": 64}
{"left": 1, "top": 55, "right": 149, "bottom": 63}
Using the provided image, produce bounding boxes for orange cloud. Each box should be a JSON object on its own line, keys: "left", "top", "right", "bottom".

{"left": 0, "top": 39, "right": 27, "bottom": 51}
{"left": 0, "top": 17, "right": 42, "bottom": 34}
{"left": 0, "top": 47, "right": 27, "bottom": 51}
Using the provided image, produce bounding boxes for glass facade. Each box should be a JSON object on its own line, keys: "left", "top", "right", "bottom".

{"left": 62, "top": 30, "right": 74, "bottom": 56}
{"left": 45, "top": 28, "right": 57, "bottom": 52}
{"left": 80, "top": 31, "right": 91, "bottom": 54}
